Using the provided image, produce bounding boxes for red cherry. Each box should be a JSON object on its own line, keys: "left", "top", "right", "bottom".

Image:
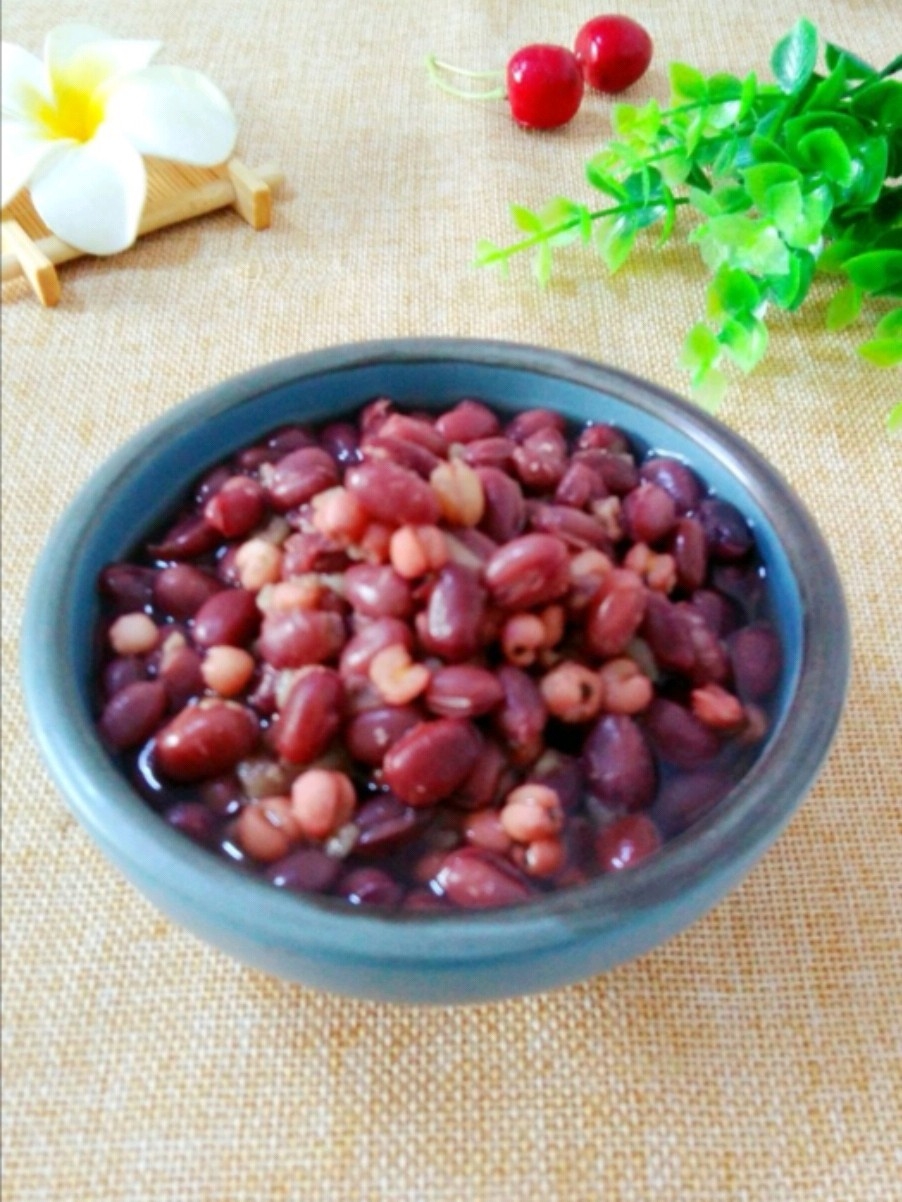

{"left": 506, "top": 44, "right": 585, "bottom": 129}
{"left": 574, "top": 15, "right": 653, "bottom": 94}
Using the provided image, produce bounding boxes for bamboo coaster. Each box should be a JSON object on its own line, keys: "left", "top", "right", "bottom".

{"left": 1, "top": 157, "right": 283, "bottom": 307}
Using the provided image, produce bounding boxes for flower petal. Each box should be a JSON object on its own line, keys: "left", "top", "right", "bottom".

{"left": 103, "top": 66, "right": 236, "bottom": 166}
{"left": 2, "top": 42, "right": 51, "bottom": 119}
{"left": 28, "top": 130, "right": 146, "bottom": 254}
{"left": 45, "top": 26, "right": 163, "bottom": 105}
{"left": 1, "top": 117, "right": 67, "bottom": 206}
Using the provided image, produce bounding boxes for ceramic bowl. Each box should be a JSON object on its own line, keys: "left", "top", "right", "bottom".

{"left": 21, "top": 339, "right": 849, "bottom": 1004}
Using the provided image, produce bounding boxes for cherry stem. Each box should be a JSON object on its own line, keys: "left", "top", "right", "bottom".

{"left": 425, "top": 54, "right": 506, "bottom": 102}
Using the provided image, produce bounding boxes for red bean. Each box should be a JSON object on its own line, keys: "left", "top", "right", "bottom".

{"left": 344, "top": 705, "right": 422, "bottom": 765}
{"left": 203, "top": 476, "right": 266, "bottom": 538}
{"left": 531, "top": 752, "right": 585, "bottom": 813}
{"left": 512, "top": 426, "right": 569, "bottom": 490}
{"left": 153, "top": 564, "right": 222, "bottom": 620}
{"left": 99, "top": 564, "right": 156, "bottom": 611}
{"left": 640, "top": 457, "right": 703, "bottom": 514}
{"left": 159, "top": 644, "right": 205, "bottom": 709}
{"left": 165, "top": 801, "right": 219, "bottom": 845}
{"left": 435, "top": 399, "right": 501, "bottom": 443}
{"left": 555, "top": 460, "right": 608, "bottom": 508}
{"left": 355, "top": 794, "right": 427, "bottom": 853}
{"left": 452, "top": 740, "right": 508, "bottom": 810}
{"left": 576, "top": 423, "right": 630, "bottom": 454}
{"left": 582, "top": 714, "right": 657, "bottom": 811}
{"left": 493, "top": 666, "right": 547, "bottom": 766}
{"left": 281, "top": 531, "right": 347, "bottom": 576}
{"left": 362, "top": 434, "right": 441, "bottom": 479}
{"left": 344, "top": 563, "right": 412, "bottom": 619}
{"left": 586, "top": 569, "right": 646, "bottom": 658}
{"left": 485, "top": 533, "right": 570, "bottom": 610}
{"left": 689, "top": 589, "right": 742, "bottom": 637}
{"left": 339, "top": 867, "right": 404, "bottom": 907}
{"left": 339, "top": 617, "right": 413, "bottom": 678}
{"left": 267, "top": 425, "right": 316, "bottom": 454}
{"left": 194, "top": 464, "right": 233, "bottom": 506}
{"left": 99, "top": 680, "right": 168, "bottom": 750}
{"left": 417, "top": 564, "right": 486, "bottom": 662}
{"left": 574, "top": 449, "right": 639, "bottom": 495}
{"left": 505, "top": 407, "right": 567, "bottom": 443}
{"left": 258, "top": 609, "right": 345, "bottom": 669}
{"left": 728, "top": 623, "right": 783, "bottom": 700}
{"left": 274, "top": 667, "right": 344, "bottom": 763}
{"left": 673, "top": 516, "right": 708, "bottom": 592}
{"left": 643, "top": 594, "right": 729, "bottom": 684}
{"left": 147, "top": 514, "right": 220, "bottom": 561}
{"left": 595, "top": 814, "right": 661, "bottom": 872}
{"left": 378, "top": 412, "right": 448, "bottom": 457}
{"left": 193, "top": 588, "right": 261, "bottom": 649}
{"left": 436, "top": 847, "right": 531, "bottom": 909}
{"left": 383, "top": 718, "right": 482, "bottom": 806}
{"left": 264, "top": 447, "right": 339, "bottom": 511}
{"left": 651, "top": 771, "right": 733, "bottom": 836}
{"left": 476, "top": 467, "right": 526, "bottom": 544}
{"left": 153, "top": 701, "right": 258, "bottom": 781}
{"left": 460, "top": 436, "right": 517, "bottom": 472}
{"left": 320, "top": 421, "right": 362, "bottom": 466}
{"left": 644, "top": 698, "right": 722, "bottom": 769}
{"left": 528, "top": 503, "right": 610, "bottom": 551}
{"left": 696, "top": 498, "right": 753, "bottom": 561}
{"left": 103, "top": 655, "right": 146, "bottom": 698}
{"left": 265, "top": 848, "right": 341, "bottom": 894}
{"left": 425, "top": 664, "right": 505, "bottom": 718}
{"left": 345, "top": 461, "right": 441, "bottom": 526}
{"left": 622, "top": 482, "right": 677, "bottom": 545}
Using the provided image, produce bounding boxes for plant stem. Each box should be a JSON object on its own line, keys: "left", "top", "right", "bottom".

{"left": 478, "top": 197, "right": 691, "bottom": 265}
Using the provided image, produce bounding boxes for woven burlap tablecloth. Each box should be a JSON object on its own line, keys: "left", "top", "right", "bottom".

{"left": 3, "top": 2, "right": 900, "bottom": 1199}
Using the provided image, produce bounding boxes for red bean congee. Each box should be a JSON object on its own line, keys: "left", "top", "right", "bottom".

{"left": 95, "top": 397, "right": 783, "bottom": 911}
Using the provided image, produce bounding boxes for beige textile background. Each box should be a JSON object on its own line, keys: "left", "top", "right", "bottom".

{"left": 3, "top": 1, "right": 901, "bottom": 1199}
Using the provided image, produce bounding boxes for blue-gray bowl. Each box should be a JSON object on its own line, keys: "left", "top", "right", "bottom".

{"left": 20, "top": 339, "right": 849, "bottom": 1004}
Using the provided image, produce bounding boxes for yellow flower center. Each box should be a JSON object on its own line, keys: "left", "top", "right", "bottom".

{"left": 36, "top": 60, "right": 109, "bottom": 143}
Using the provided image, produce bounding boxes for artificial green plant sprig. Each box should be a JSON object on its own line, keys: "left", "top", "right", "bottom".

{"left": 475, "top": 19, "right": 902, "bottom": 427}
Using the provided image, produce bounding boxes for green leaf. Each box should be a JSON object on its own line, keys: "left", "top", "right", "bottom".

{"left": 474, "top": 239, "right": 509, "bottom": 273}
{"left": 680, "top": 322, "right": 721, "bottom": 372}
{"left": 707, "top": 265, "right": 761, "bottom": 320}
{"left": 749, "top": 134, "right": 792, "bottom": 165}
{"left": 585, "top": 160, "right": 629, "bottom": 200}
{"left": 538, "top": 198, "right": 592, "bottom": 246}
{"left": 532, "top": 242, "right": 553, "bottom": 287}
{"left": 766, "top": 180, "right": 803, "bottom": 236}
{"left": 824, "top": 42, "right": 877, "bottom": 81}
{"left": 595, "top": 215, "right": 637, "bottom": 273}
{"left": 742, "top": 162, "right": 801, "bottom": 210}
{"left": 845, "top": 138, "right": 890, "bottom": 206}
{"left": 843, "top": 250, "right": 902, "bottom": 294}
{"left": 690, "top": 214, "right": 791, "bottom": 277}
{"left": 511, "top": 205, "right": 543, "bottom": 234}
{"left": 887, "top": 402, "right": 902, "bottom": 435}
{"left": 691, "top": 366, "right": 728, "bottom": 411}
{"left": 782, "top": 184, "right": 832, "bottom": 249}
{"left": 857, "top": 337, "right": 902, "bottom": 366}
{"left": 767, "top": 250, "right": 816, "bottom": 310}
{"left": 849, "top": 79, "right": 902, "bottom": 129}
{"left": 613, "top": 99, "right": 661, "bottom": 145}
{"left": 771, "top": 18, "right": 819, "bottom": 95}
{"left": 825, "top": 283, "right": 863, "bottom": 331}
{"left": 670, "top": 62, "right": 708, "bottom": 103}
{"left": 718, "top": 313, "right": 769, "bottom": 372}
{"left": 817, "top": 238, "right": 861, "bottom": 273}
{"left": 738, "top": 73, "right": 759, "bottom": 120}
{"left": 875, "top": 307, "right": 902, "bottom": 338}
{"left": 810, "top": 60, "right": 848, "bottom": 110}
{"left": 796, "top": 128, "right": 854, "bottom": 187}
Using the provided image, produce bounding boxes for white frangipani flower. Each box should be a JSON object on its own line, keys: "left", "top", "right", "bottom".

{"left": 1, "top": 24, "right": 237, "bottom": 254}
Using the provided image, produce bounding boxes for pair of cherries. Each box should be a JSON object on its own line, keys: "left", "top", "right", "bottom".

{"left": 430, "top": 16, "right": 653, "bottom": 131}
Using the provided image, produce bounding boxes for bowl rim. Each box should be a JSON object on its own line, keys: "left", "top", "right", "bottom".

{"left": 21, "top": 337, "right": 850, "bottom": 963}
